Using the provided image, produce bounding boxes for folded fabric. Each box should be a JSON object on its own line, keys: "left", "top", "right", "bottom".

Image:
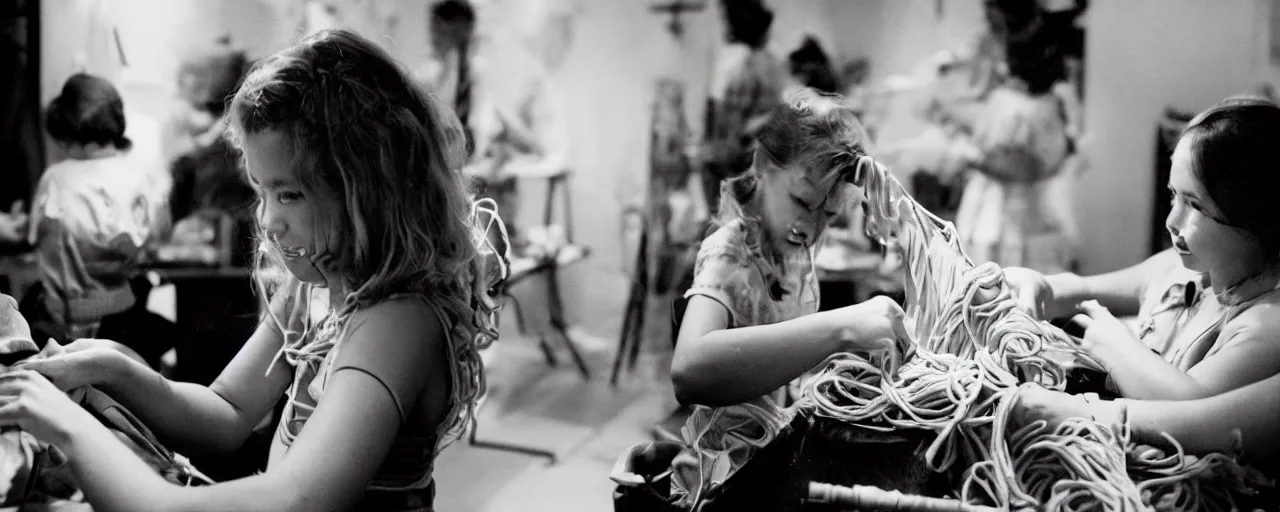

{"left": 0, "top": 294, "right": 211, "bottom": 508}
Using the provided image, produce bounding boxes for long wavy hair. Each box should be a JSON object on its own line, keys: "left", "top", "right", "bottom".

{"left": 226, "top": 29, "right": 500, "bottom": 446}
{"left": 716, "top": 88, "right": 869, "bottom": 298}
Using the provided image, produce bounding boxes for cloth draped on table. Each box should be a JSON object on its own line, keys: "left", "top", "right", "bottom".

{"left": 0, "top": 294, "right": 209, "bottom": 508}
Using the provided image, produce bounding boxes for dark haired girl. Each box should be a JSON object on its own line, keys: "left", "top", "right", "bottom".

{"left": 1009, "top": 98, "right": 1280, "bottom": 448}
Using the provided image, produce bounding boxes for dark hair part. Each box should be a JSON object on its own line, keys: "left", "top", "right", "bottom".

{"left": 431, "top": 0, "right": 476, "bottom": 33}
{"left": 1181, "top": 96, "right": 1280, "bottom": 256}
{"left": 985, "top": 0, "right": 1041, "bottom": 37}
{"left": 206, "top": 52, "right": 252, "bottom": 117}
{"left": 45, "top": 73, "right": 131, "bottom": 150}
{"left": 1003, "top": 21, "right": 1064, "bottom": 95}
{"left": 788, "top": 36, "right": 840, "bottom": 94}
{"left": 723, "top": 90, "right": 866, "bottom": 206}
{"left": 722, "top": 0, "right": 773, "bottom": 50}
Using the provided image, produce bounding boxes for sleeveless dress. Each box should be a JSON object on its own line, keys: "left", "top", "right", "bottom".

{"left": 265, "top": 282, "right": 460, "bottom": 511}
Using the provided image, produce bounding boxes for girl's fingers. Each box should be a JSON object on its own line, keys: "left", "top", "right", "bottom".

{"left": 1076, "top": 300, "right": 1113, "bottom": 320}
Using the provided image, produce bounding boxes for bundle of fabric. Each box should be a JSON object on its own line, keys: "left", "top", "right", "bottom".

{"left": 796, "top": 156, "right": 1272, "bottom": 511}
{"left": 0, "top": 294, "right": 211, "bottom": 508}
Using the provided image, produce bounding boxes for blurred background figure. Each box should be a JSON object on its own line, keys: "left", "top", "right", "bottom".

{"left": 161, "top": 40, "right": 256, "bottom": 268}
{"left": 787, "top": 35, "right": 840, "bottom": 94}
{"left": 697, "top": 0, "right": 785, "bottom": 216}
{"left": 22, "top": 74, "right": 159, "bottom": 349}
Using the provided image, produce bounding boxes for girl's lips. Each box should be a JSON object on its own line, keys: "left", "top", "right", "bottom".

{"left": 1172, "top": 239, "right": 1191, "bottom": 254}
{"left": 277, "top": 244, "right": 308, "bottom": 259}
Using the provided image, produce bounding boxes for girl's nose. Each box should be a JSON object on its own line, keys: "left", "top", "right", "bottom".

{"left": 263, "top": 216, "right": 287, "bottom": 241}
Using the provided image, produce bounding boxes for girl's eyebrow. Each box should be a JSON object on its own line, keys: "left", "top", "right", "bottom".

{"left": 1168, "top": 185, "right": 1201, "bottom": 201}
{"left": 255, "top": 177, "right": 294, "bottom": 190}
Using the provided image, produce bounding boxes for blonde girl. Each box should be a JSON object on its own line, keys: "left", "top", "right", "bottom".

{"left": 2, "top": 29, "right": 505, "bottom": 512}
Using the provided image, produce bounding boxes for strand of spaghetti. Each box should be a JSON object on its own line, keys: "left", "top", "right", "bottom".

{"left": 805, "top": 154, "right": 1273, "bottom": 511}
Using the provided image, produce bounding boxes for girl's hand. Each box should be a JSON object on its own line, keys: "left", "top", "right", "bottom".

{"left": 0, "top": 370, "right": 97, "bottom": 448}
{"left": 1012, "top": 384, "right": 1124, "bottom": 432}
{"left": 826, "top": 295, "right": 914, "bottom": 365}
{"left": 1003, "top": 266, "right": 1064, "bottom": 320}
{"left": 12, "top": 340, "right": 132, "bottom": 391}
{"left": 1074, "top": 300, "right": 1141, "bottom": 361}
{"left": 1011, "top": 385, "right": 1090, "bottom": 431}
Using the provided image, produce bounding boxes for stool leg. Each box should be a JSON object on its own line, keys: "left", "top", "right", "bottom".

{"left": 626, "top": 286, "right": 647, "bottom": 372}
{"left": 545, "top": 265, "right": 590, "bottom": 379}
{"left": 611, "top": 279, "right": 644, "bottom": 386}
{"left": 507, "top": 293, "right": 558, "bottom": 367}
{"left": 611, "top": 229, "right": 649, "bottom": 385}
{"left": 468, "top": 418, "right": 557, "bottom": 465}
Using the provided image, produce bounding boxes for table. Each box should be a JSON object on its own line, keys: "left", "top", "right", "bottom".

{"left": 138, "top": 264, "right": 257, "bottom": 387}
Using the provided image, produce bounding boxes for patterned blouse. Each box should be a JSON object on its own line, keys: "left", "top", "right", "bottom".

{"left": 671, "top": 219, "right": 820, "bottom": 507}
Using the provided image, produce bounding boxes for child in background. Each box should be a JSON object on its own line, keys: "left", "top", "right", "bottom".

{"left": 162, "top": 41, "right": 250, "bottom": 164}
{"left": 164, "top": 45, "right": 257, "bottom": 267}
{"left": 953, "top": 25, "right": 1074, "bottom": 274}
{"left": 23, "top": 74, "right": 157, "bottom": 345}
{"left": 3, "top": 29, "right": 506, "bottom": 511}
{"left": 664, "top": 89, "right": 912, "bottom": 507}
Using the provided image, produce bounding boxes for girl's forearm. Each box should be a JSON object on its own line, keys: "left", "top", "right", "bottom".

{"left": 1121, "top": 372, "right": 1280, "bottom": 461}
{"left": 1048, "top": 251, "right": 1174, "bottom": 319}
{"left": 672, "top": 312, "right": 842, "bottom": 407}
{"left": 1044, "top": 272, "right": 1144, "bottom": 318}
{"left": 66, "top": 422, "right": 292, "bottom": 512}
{"left": 1095, "top": 342, "right": 1209, "bottom": 400}
{"left": 100, "top": 354, "right": 251, "bottom": 454}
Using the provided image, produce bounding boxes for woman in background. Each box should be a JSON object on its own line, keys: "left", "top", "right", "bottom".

{"left": 953, "top": 20, "right": 1075, "bottom": 273}
{"left": 698, "top": 0, "right": 786, "bottom": 216}
{"left": 165, "top": 44, "right": 258, "bottom": 267}
{"left": 24, "top": 74, "right": 157, "bottom": 347}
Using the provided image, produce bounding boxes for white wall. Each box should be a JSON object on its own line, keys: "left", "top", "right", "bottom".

{"left": 1078, "top": 0, "right": 1259, "bottom": 273}
{"left": 824, "top": 0, "right": 1264, "bottom": 274}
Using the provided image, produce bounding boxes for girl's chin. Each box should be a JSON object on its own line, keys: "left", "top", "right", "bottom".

{"left": 283, "top": 259, "right": 326, "bottom": 284}
{"left": 1173, "top": 249, "right": 1200, "bottom": 269}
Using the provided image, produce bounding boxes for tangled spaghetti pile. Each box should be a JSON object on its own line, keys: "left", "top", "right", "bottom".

{"left": 796, "top": 156, "right": 1272, "bottom": 511}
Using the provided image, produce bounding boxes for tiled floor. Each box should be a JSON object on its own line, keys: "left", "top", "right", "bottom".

{"left": 433, "top": 318, "right": 678, "bottom": 512}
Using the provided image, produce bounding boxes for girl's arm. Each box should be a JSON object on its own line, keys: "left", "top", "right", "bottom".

{"left": 1085, "top": 372, "right": 1280, "bottom": 462}
{"left": 90, "top": 284, "right": 300, "bottom": 454}
{"left": 672, "top": 296, "right": 845, "bottom": 406}
{"left": 97, "top": 320, "right": 294, "bottom": 454}
{"left": 672, "top": 296, "right": 904, "bottom": 407}
{"left": 1040, "top": 248, "right": 1178, "bottom": 319}
{"left": 1096, "top": 306, "right": 1280, "bottom": 401}
{"left": 62, "top": 296, "right": 446, "bottom": 512}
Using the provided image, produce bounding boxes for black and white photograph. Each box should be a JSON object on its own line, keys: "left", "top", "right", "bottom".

{"left": 1, "top": 0, "right": 1279, "bottom": 510}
